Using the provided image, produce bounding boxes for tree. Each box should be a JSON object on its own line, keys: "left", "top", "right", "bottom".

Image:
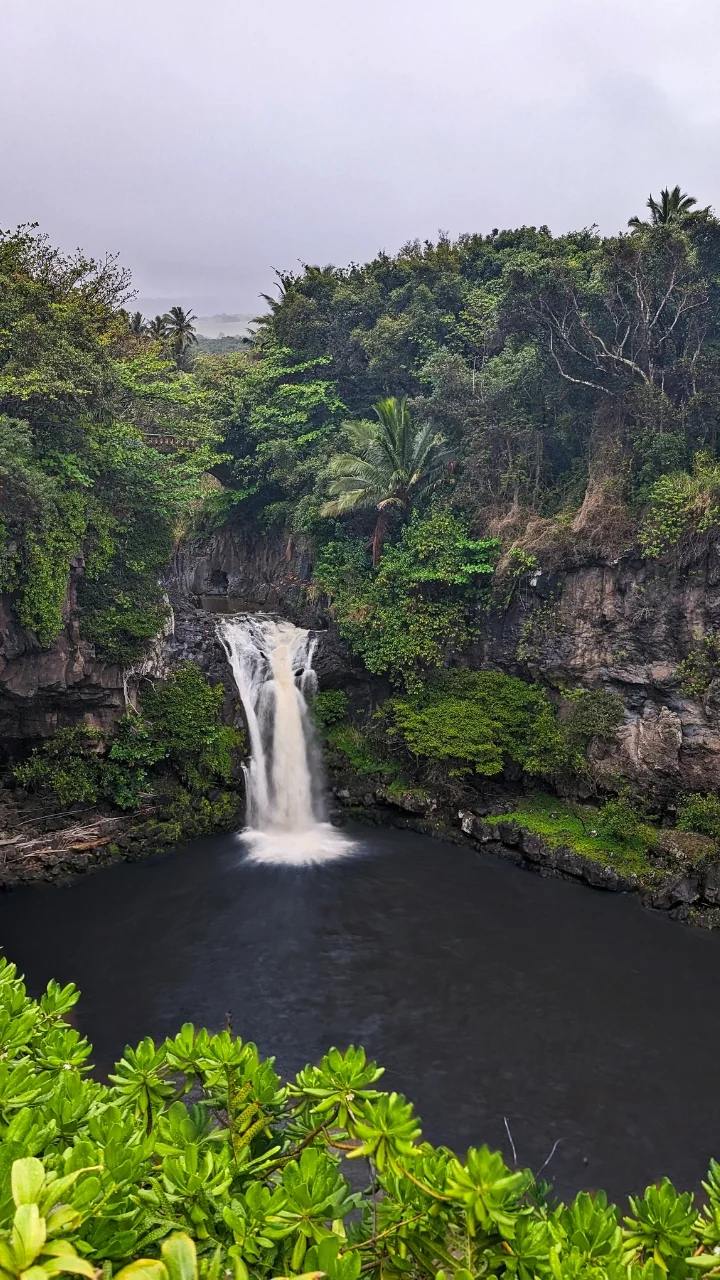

{"left": 128, "top": 311, "right": 147, "bottom": 336}
{"left": 506, "top": 228, "right": 711, "bottom": 404}
{"left": 164, "top": 305, "right": 198, "bottom": 367}
{"left": 628, "top": 185, "right": 701, "bottom": 229}
{"left": 194, "top": 343, "right": 347, "bottom": 528}
{"left": 148, "top": 314, "right": 169, "bottom": 339}
{"left": 321, "top": 396, "right": 447, "bottom": 564}
{"left": 0, "top": 225, "right": 221, "bottom": 657}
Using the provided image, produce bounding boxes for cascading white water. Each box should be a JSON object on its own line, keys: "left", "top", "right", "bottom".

{"left": 219, "top": 615, "right": 352, "bottom": 864}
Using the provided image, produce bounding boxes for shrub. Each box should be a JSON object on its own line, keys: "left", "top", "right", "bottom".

{"left": 563, "top": 689, "right": 625, "bottom": 749}
{"left": 677, "top": 634, "right": 720, "bottom": 698}
{"left": 14, "top": 665, "right": 242, "bottom": 811}
{"left": 639, "top": 451, "right": 720, "bottom": 558}
{"left": 14, "top": 726, "right": 103, "bottom": 806}
{"left": 312, "top": 689, "right": 349, "bottom": 731}
{"left": 138, "top": 664, "right": 240, "bottom": 787}
{"left": 596, "top": 794, "right": 647, "bottom": 842}
{"left": 2, "top": 956, "right": 720, "bottom": 1280}
{"left": 677, "top": 793, "right": 720, "bottom": 839}
{"left": 389, "top": 669, "right": 568, "bottom": 777}
{"left": 315, "top": 510, "right": 498, "bottom": 687}
{"left": 326, "top": 723, "right": 398, "bottom": 777}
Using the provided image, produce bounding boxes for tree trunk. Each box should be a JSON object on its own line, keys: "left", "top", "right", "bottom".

{"left": 372, "top": 509, "right": 389, "bottom": 567}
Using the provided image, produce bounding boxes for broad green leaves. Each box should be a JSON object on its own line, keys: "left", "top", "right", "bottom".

{"left": 0, "top": 952, "right": 717, "bottom": 1280}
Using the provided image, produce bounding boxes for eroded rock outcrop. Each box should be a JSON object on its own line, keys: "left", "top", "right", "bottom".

{"left": 476, "top": 549, "right": 720, "bottom": 799}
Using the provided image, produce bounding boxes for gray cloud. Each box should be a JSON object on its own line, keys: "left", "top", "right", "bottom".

{"left": 2, "top": 0, "right": 718, "bottom": 312}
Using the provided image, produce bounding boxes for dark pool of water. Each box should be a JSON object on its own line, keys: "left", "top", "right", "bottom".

{"left": 1, "top": 825, "right": 719, "bottom": 1202}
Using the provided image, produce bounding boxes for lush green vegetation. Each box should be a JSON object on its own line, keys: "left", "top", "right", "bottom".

{"left": 6, "top": 955, "right": 720, "bottom": 1280}
{"left": 8, "top": 197, "right": 720, "bottom": 823}
{"left": 314, "top": 511, "right": 498, "bottom": 687}
{"left": 14, "top": 665, "right": 241, "bottom": 812}
{"left": 243, "top": 191, "right": 720, "bottom": 540}
{"left": 677, "top": 793, "right": 720, "bottom": 839}
{"left": 0, "top": 229, "right": 219, "bottom": 659}
{"left": 388, "top": 671, "right": 568, "bottom": 778}
{"left": 484, "top": 794, "right": 659, "bottom": 879}
{"left": 317, "top": 681, "right": 628, "bottom": 798}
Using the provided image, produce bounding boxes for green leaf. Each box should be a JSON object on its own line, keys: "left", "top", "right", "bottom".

{"left": 160, "top": 1236, "right": 196, "bottom": 1280}
{"left": 114, "top": 1264, "right": 167, "bottom": 1280}
{"left": 12, "top": 1160, "right": 45, "bottom": 1208}
{"left": 41, "top": 1255, "right": 97, "bottom": 1277}
{"left": 12, "top": 1204, "right": 46, "bottom": 1270}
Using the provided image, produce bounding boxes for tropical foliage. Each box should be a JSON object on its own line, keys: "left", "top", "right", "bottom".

{"left": 14, "top": 665, "right": 241, "bottom": 811}
{"left": 4, "top": 957, "right": 720, "bottom": 1280}
{"left": 314, "top": 511, "right": 498, "bottom": 687}
{"left": 0, "top": 227, "right": 220, "bottom": 658}
{"left": 321, "top": 396, "right": 447, "bottom": 564}
{"left": 245, "top": 188, "right": 720, "bottom": 541}
{"left": 387, "top": 670, "right": 568, "bottom": 778}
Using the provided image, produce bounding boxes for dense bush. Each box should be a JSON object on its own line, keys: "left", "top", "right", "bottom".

{"left": 325, "top": 723, "right": 399, "bottom": 778}
{"left": 677, "top": 635, "right": 720, "bottom": 699}
{"left": 4, "top": 957, "right": 720, "bottom": 1280}
{"left": 388, "top": 669, "right": 567, "bottom": 778}
{"left": 562, "top": 690, "right": 626, "bottom": 751}
{"left": 595, "top": 794, "right": 653, "bottom": 845}
{"left": 311, "top": 689, "right": 350, "bottom": 731}
{"left": 677, "top": 793, "right": 720, "bottom": 840}
{"left": 14, "top": 665, "right": 241, "bottom": 811}
{"left": 315, "top": 511, "right": 498, "bottom": 687}
{"left": 639, "top": 453, "right": 720, "bottom": 559}
{"left": 13, "top": 726, "right": 105, "bottom": 807}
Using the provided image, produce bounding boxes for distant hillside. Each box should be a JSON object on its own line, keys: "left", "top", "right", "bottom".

{"left": 195, "top": 333, "right": 251, "bottom": 354}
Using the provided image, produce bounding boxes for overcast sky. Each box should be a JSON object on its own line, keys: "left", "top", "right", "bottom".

{"left": 3, "top": 0, "right": 720, "bottom": 316}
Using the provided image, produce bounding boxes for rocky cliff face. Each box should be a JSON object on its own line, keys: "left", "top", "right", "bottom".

{"left": 479, "top": 550, "right": 720, "bottom": 800}
{"left": 4, "top": 520, "right": 720, "bottom": 802}
{"left": 168, "top": 525, "right": 321, "bottom": 625}
{"left": 0, "top": 600, "right": 151, "bottom": 747}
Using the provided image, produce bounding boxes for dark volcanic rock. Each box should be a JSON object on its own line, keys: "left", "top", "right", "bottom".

{"left": 0, "top": 599, "right": 169, "bottom": 746}
{"left": 471, "top": 549, "right": 720, "bottom": 800}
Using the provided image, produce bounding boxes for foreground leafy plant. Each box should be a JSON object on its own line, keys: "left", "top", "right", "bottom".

{"left": 1, "top": 955, "right": 719, "bottom": 1280}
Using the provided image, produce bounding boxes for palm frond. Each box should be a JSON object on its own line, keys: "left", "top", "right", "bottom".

{"left": 342, "top": 419, "right": 378, "bottom": 455}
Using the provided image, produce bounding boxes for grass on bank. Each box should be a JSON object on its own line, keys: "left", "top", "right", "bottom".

{"left": 485, "top": 793, "right": 658, "bottom": 879}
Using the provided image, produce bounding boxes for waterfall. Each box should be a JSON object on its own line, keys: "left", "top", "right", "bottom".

{"left": 219, "top": 615, "right": 351, "bottom": 864}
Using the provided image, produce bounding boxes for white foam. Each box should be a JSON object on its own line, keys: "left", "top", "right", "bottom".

{"left": 240, "top": 823, "right": 355, "bottom": 865}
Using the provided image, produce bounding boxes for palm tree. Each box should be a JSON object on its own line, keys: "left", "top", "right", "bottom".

{"left": 628, "top": 185, "right": 702, "bottom": 230}
{"left": 148, "top": 314, "right": 169, "bottom": 339}
{"left": 128, "top": 311, "right": 148, "bottom": 336}
{"left": 163, "top": 305, "right": 198, "bottom": 366}
{"left": 321, "top": 396, "right": 448, "bottom": 565}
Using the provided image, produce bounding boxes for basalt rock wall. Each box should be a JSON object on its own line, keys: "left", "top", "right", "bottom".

{"left": 475, "top": 550, "right": 720, "bottom": 801}
{"left": 0, "top": 600, "right": 143, "bottom": 747}
{"left": 5, "top": 517, "right": 720, "bottom": 802}
{"left": 168, "top": 523, "right": 720, "bottom": 800}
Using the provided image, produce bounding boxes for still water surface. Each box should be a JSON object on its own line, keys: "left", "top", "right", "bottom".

{"left": 1, "top": 825, "right": 719, "bottom": 1201}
